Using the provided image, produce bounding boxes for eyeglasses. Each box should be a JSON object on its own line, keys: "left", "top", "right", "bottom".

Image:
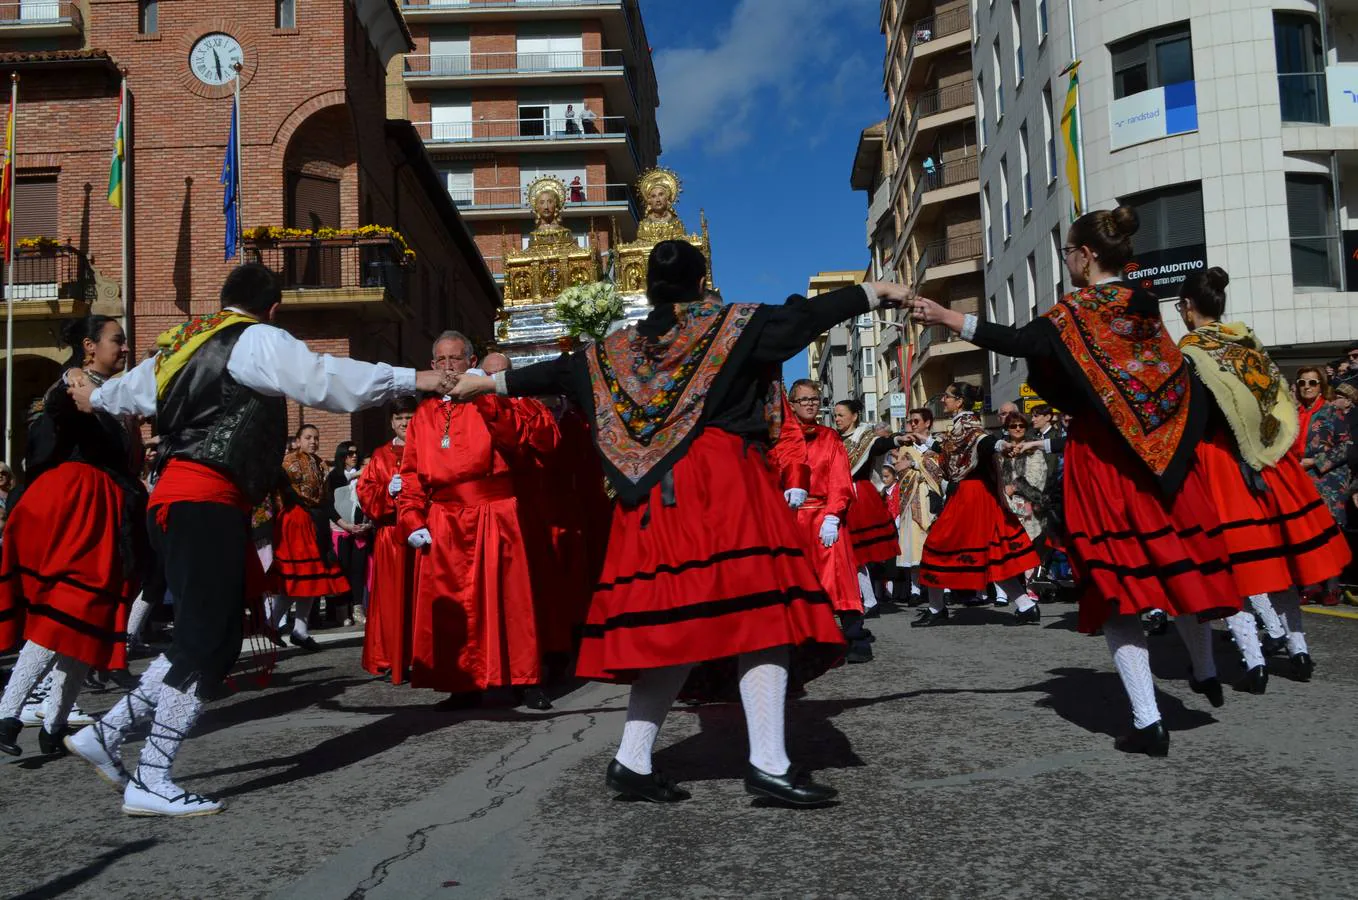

{"left": 1061, "top": 245, "right": 1083, "bottom": 257}
{"left": 1298, "top": 379, "right": 1322, "bottom": 387}
{"left": 1348, "top": 351, "right": 1358, "bottom": 360}
{"left": 1006, "top": 424, "right": 1026, "bottom": 431}
{"left": 791, "top": 397, "right": 819, "bottom": 405}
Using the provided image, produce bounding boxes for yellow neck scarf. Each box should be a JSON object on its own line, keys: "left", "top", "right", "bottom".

{"left": 153, "top": 310, "right": 260, "bottom": 399}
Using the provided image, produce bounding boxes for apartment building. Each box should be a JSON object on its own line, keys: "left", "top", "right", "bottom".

{"left": 977, "top": 0, "right": 1358, "bottom": 409}
{"left": 390, "top": 0, "right": 661, "bottom": 285}
{"left": 806, "top": 270, "right": 871, "bottom": 425}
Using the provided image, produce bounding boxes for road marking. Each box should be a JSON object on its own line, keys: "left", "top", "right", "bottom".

{"left": 1302, "top": 606, "right": 1358, "bottom": 620}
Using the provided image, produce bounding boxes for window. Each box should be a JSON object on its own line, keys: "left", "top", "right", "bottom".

{"left": 138, "top": 0, "right": 157, "bottom": 34}
{"left": 1050, "top": 226, "right": 1064, "bottom": 297}
{"left": 1011, "top": 1, "right": 1024, "bottom": 84}
{"left": 1042, "top": 84, "right": 1057, "bottom": 184}
{"left": 439, "top": 164, "right": 474, "bottom": 205}
{"left": 1025, "top": 254, "right": 1038, "bottom": 322}
{"left": 1019, "top": 123, "right": 1032, "bottom": 215}
{"left": 1285, "top": 174, "right": 1341, "bottom": 289}
{"left": 428, "top": 26, "right": 471, "bottom": 75}
{"left": 1004, "top": 276, "right": 1015, "bottom": 326}
{"left": 988, "top": 295, "right": 999, "bottom": 375}
{"left": 276, "top": 0, "right": 296, "bottom": 29}
{"left": 1275, "top": 13, "right": 1327, "bottom": 124}
{"left": 1038, "top": 0, "right": 1048, "bottom": 43}
{"left": 977, "top": 73, "right": 988, "bottom": 149}
{"left": 1111, "top": 23, "right": 1194, "bottom": 99}
{"left": 430, "top": 96, "right": 472, "bottom": 141}
{"left": 864, "top": 393, "right": 879, "bottom": 425}
{"left": 982, "top": 185, "right": 993, "bottom": 261}
{"left": 863, "top": 347, "right": 876, "bottom": 378}
{"left": 1000, "top": 156, "right": 1011, "bottom": 239}
{"left": 517, "top": 22, "right": 584, "bottom": 71}
{"left": 992, "top": 39, "right": 1004, "bottom": 119}
{"left": 1122, "top": 181, "right": 1205, "bottom": 258}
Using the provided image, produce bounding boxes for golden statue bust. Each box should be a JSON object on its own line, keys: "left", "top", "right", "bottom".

{"left": 633, "top": 167, "right": 686, "bottom": 243}
{"left": 525, "top": 175, "right": 574, "bottom": 250}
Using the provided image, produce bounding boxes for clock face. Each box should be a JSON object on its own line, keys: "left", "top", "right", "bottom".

{"left": 189, "top": 33, "right": 245, "bottom": 86}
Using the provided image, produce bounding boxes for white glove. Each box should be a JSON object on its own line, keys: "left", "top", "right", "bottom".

{"left": 784, "top": 488, "right": 808, "bottom": 510}
{"left": 388, "top": 473, "right": 403, "bottom": 496}
{"left": 819, "top": 515, "right": 840, "bottom": 548}
{"left": 407, "top": 527, "right": 432, "bottom": 549}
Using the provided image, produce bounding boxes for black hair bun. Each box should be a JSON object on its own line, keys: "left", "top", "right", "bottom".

{"left": 1205, "top": 266, "right": 1229, "bottom": 291}
{"left": 1110, "top": 205, "right": 1140, "bottom": 239}
{"left": 59, "top": 318, "right": 86, "bottom": 350}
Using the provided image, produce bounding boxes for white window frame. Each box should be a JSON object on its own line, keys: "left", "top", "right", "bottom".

{"left": 1042, "top": 84, "right": 1057, "bottom": 184}
{"left": 1025, "top": 253, "right": 1038, "bottom": 322}
{"left": 863, "top": 346, "right": 876, "bottom": 378}
{"left": 977, "top": 72, "right": 988, "bottom": 150}
{"left": 1019, "top": 123, "right": 1032, "bottom": 216}
{"left": 1050, "top": 226, "right": 1064, "bottom": 297}
{"left": 1011, "top": 0, "right": 1024, "bottom": 85}
{"left": 1000, "top": 155, "right": 1011, "bottom": 240}
{"left": 992, "top": 39, "right": 1004, "bottom": 121}
{"left": 982, "top": 184, "right": 993, "bottom": 261}
{"left": 988, "top": 295, "right": 999, "bottom": 376}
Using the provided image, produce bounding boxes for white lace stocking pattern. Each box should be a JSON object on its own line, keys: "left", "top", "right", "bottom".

{"left": 738, "top": 646, "right": 791, "bottom": 775}
{"left": 613, "top": 663, "right": 693, "bottom": 775}
{"left": 0, "top": 641, "right": 56, "bottom": 720}
{"left": 1103, "top": 614, "right": 1160, "bottom": 730}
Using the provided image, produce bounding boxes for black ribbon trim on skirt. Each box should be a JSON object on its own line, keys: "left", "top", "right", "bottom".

{"left": 0, "top": 566, "right": 131, "bottom": 605}
{"left": 272, "top": 553, "right": 339, "bottom": 566}
{"left": 919, "top": 544, "right": 1036, "bottom": 574}
{"left": 0, "top": 605, "right": 19, "bottom": 623}
{"left": 848, "top": 525, "right": 899, "bottom": 546}
{"left": 580, "top": 585, "right": 832, "bottom": 635}
{"left": 1215, "top": 497, "right": 1328, "bottom": 532}
{"left": 276, "top": 570, "right": 347, "bottom": 582}
{"left": 1226, "top": 522, "right": 1343, "bottom": 565}
{"left": 1081, "top": 555, "right": 1231, "bottom": 580}
{"left": 920, "top": 527, "right": 1032, "bottom": 558}
{"left": 24, "top": 602, "right": 127, "bottom": 644}
{"left": 1066, "top": 520, "right": 1225, "bottom": 546}
{"left": 595, "top": 545, "right": 808, "bottom": 591}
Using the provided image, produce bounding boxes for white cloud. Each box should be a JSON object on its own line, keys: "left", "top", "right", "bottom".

{"left": 652, "top": 0, "right": 874, "bottom": 153}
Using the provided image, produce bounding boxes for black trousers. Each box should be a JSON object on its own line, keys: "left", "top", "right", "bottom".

{"left": 149, "top": 502, "right": 248, "bottom": 690}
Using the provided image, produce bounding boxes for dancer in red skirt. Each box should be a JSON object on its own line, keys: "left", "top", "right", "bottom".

{"left": 912, "top": 382, "right": 1041, "bottom": 627}
{"left": 268, "top": 424, "right": 350, "bottom": 651}
{"left": 835, "top": 399, "right": 900, "bottom": 611}
{"left": 0, "top": 316, "right": 145, "bottom": 758}
{"left": 1176, "top": 267, "right": 1350, "bottom": 686}
{"left": 910, "top": 206, "right": 1243, "bottom": 756}
{"left": 355, "top": 398, "right": 418, "bottom": 683}
{"left": 452, "top": 240, "right": 912, "bottom": 805}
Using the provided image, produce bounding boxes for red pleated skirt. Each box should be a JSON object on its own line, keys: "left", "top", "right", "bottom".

{"left": 0, "top": 462, "right": 136, "bottom": 669}
{"left": 1197, "top": 428, "right": 1351, "bottom": 594}
{"left": 919, "top": 477, "right": 1039, "bottom": 591}
{"left": 271, "top": 505, "right": 349, "bottom": 598}
{"left": 845, "top": 479, "right": 900, "bottom": 566}
{"left": 576, "top": 429, "right": 845, "bottom": 682}
{"left": 361, "top": 524, "right": 415, "bottom": 683}
{"left": 1063, "top": 419, "right": 1241, "bottom": 634}
{"left": 797, "top": 506, "right": 863, "bottom": 613}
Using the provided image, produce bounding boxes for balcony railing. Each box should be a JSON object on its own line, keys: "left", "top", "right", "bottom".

{"left": 914, "top": 234, "right": 983, "bottom": 285}
{"left": 415, "top": 115, "right": 631, "bottom": 143}
{"left": 450, "top": 182, "right": 639, "bottom": 217}
{"left": 912, "top": 155, "right": 979, "bottom": 208}
{"left": 903, "top": 5, "right": 971, "bottom": 81}
{"left": 405, "top": 49, "right": 624, "bottom": 77}
{"left": 906, "top": 81, "right": 974, "bottom": 154}
{"left": 1278, "top": 72, "right": 1328, "bottom": 125}
{"left": 0, "top": 244, "right": 94, "bottom": 302}
{"left": 402, "top": 0, "right": 618, "bottom": 9}
{"left": 241, "top": 236, "right": 409, "bottom": 304}
{"left": 0, "top": 1, "right": 82, "bottom": 29}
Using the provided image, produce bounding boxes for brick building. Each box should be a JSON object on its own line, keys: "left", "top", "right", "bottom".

{"left": 388, "top": 0, "right": 661, "bottom": 286}
{"left": 0, "top": 0, "right": 499, "bottom": 461}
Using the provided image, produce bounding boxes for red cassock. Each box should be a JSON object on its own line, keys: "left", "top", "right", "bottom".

{"left": 355, "top": 440, "right": 416, "bottom": 683}
{"left": 884, "top": 483, "right": 901, "bottom": 521}
{"left": 787, "top": 424, "right": 863, "bottom": 614}
{"left": 398, "top": 395, "right": 558, "bottom": 693}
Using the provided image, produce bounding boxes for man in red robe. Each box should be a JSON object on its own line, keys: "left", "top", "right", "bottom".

{"left": 399, "top": 334, "right": 559, "bottom": 710}
{"left": 355, "top": 396, "right": 418, "bottom": 683}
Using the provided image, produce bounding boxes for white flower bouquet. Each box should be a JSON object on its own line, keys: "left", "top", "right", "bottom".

{"left": 554, "top": 281, "right": 625, "bottom": 342}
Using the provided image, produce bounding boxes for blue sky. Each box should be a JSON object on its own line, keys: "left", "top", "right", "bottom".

{"left": 637, "top": 0, "right": 887, "bottom": 381}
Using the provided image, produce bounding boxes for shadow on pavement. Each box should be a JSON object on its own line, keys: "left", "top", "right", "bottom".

{"left": 1027, "top": 666, "right": 1216, "bottom": 737}
{"left": 11, "top": 838, "right": 158, "bottom": 900}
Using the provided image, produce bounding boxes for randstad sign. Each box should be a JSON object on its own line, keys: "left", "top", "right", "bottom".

{"left": 1109, "top": 81, "right": 1198, "bottom": 151}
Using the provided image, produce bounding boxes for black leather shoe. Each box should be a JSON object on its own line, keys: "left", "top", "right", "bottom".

{"left": 1234, "top": 664, "right": 1268, "bottom": 695}
{"left": 288, "top": 634, "right": 323, "bottom": 652}
{"left": 911, "top": 607, "right": 948, "bottom": 628}
{"left": 1291, "top": 652, "right": 1315, "bottom": 682}
{"left": 605, "top": 759, "right": 691, "bottom": 802}
{"left": 1012, "top": 603, "right": 1041, "bottom": 625}
{"left": 519, "top": 686, "right": 553, "bottom": 710}
{"left": 1114, "top": 720, "right": 1169, "bottom": 757}
{"left": 845, "top": 643, "right": 873, "bottom": 664}
{"left": 1261, "top": 633, "right": 1288, "bottom": 657}
{"left": 745, "top": 764, "right": 837, "bottom": 807}
{"left": 37, "top": 725, "right": 69, "bottom": 756}
{"left": 1188, "top": 671, "right": 1225, "bottom": 708}
{"left": 1143, "top": 610, "right": 1169, "bottom": 636}
{"left": 0, "top": 716, "right": 21, "bottom": 757}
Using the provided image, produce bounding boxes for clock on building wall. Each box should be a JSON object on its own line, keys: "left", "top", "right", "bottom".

{"left": 189, "top": 33, "right": 245, "bottom": 86}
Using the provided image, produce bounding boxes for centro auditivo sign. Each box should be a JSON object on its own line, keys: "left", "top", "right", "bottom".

{"left": 1121, "top": 243, "right": 1208, "bottom": 298}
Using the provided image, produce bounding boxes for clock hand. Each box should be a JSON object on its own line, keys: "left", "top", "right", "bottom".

{"left": 213, "top": 49, "right": 222, "bottom": 80}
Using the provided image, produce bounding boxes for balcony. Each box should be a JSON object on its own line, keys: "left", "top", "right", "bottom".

{"left": 1278, "top": 72, "right": 1328, "bottom": 125}
{"left": 414, "top": 116, "right": 641, "bottom": 177}
{"left": 913, "top": 233, "right": 983, "bottom": 288}
{"left": 403, "top": 49, "right": 639, "bottom": 115}
{"left": 904, "top": 81, "right": 975, "bottom": 161}
{"left": 902, "top": 5, "right": 971, "bottom": 91}
{"left": 1, "top": 243, "right": 96, "bottom": 316}
{"left": 0, "top": 1, "right": 82, "bottom": 37}
{"left": 450, "top": 182, "right": 640, "bottom": 224}
{"left": 399, "top": 1, "right": 640, "bottom": 64}
{"left": 903, "top": 154, "right": 979, "bottom": 239}
{"left": 241, "top": 235, "right": 411, "bottom": 318}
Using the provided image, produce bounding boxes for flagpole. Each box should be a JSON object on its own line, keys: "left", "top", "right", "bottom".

{"left": 118, "top": 70, "right": 130, "bottom": 348}
{"left": 233, "top": 63, "right": 243, "bottom": 266}
{"left": 1065, "top": 2, "right": 1088, "bottom": 215}
{"left": 4, "top": 72, "right": 17, "bottom": 467}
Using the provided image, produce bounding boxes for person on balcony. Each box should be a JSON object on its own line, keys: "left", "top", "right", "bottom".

{"left": 569, "top": 176, "right": 586, "bottom": 203}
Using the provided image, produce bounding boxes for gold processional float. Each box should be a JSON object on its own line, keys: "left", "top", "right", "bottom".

{"left": 495, "top": 166, "right": 713, "bottom": 366}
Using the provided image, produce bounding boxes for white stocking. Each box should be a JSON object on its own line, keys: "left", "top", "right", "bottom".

{"left": 134, "top": 678, "right": 203, "bottom": 792}
{"left": 613, "top": 663, "right": 693, "bottom": 775}
{"left": 94, "top": 654, "right": 172, "bottom": 753}
{"left": 998, "top": 577, "right": 1032, "bottom": 612}
{"left": 126, "top": 595, "right": 153, "bottom": 644}
{"left": 857, "top": 568, "right": 877, "bottom": 610}
{"left": 1103, "top": 614, "right": 1160, "bottom": 729}
{"left": 42, "top": 656, "right": 90, "bottom": 732}
{"left": 1247, "top": 593, "right": 1286, "bottom": 639}
{"left": 1225, "top": 612, "right": 1265, "bottom": 670}
{"left": 926, "top": 586, "right": 946, "bottom": 614}
{"left": 1273, "top": 590, "right": 1309, "bottom": 655}
{"left": 0, "top": 642, "right": 57, "bottom": 720}
{"left": 738, "top": 646, "right": 791, "bottom": 775}
{"left": 290, "top": 598, "right": 315, "bottom": 639}
{"left": 1173, "top": 615, "right": 1217, "bottom": 681}
{"left": 910, "top": 568, "right": 922, "bottom": 597}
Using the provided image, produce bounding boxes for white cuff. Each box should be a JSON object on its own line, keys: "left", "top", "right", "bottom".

{"left": 861, "top": 282, "right": 880, "bottom": 310}
{"left": 492, "top": 371, "right": 509, "bottom": 396}
{"left": 961, "top": 314, "right": 978, "bottom": 341}
{"left": 393, "top": 367, "right": 418, "bottom": 395}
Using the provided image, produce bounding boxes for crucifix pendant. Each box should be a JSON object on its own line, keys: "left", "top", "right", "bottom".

{"left": 440, "top": 435, "right": 451, "bottom": 449}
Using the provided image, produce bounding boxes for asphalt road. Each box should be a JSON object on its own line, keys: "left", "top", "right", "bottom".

{"left": 2, "top": 602, "right": 1356, "bottom": 899}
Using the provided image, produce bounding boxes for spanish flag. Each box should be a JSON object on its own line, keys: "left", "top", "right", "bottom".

{"left": 108, "top": 79, "right": 125, "bottom": 209}
{"left": 0, "top": 80, "right": 14, "bottom": 260}
{"left": 1059, "top": 60, "right": 1082, "bottom": 217}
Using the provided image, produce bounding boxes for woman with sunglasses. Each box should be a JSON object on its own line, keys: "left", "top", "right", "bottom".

{"left": 909, "top": 206, "right": 1242, "bottom": 757}
{"left": 1176, "top": 267, "right": 1347, "bottom": 686}
{"left": 912, "top": 382, "right": 1041, "bottom": 627}
{"left": 1293, "top": 367, "right": 1329, "bottom": 455}
{"left": 998, "top": 411, "right": 1047, "bottom": 545}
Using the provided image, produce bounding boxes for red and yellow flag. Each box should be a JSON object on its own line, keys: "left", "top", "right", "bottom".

{"left": 0, "top": 82, "right": 14, "bottom": 260}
